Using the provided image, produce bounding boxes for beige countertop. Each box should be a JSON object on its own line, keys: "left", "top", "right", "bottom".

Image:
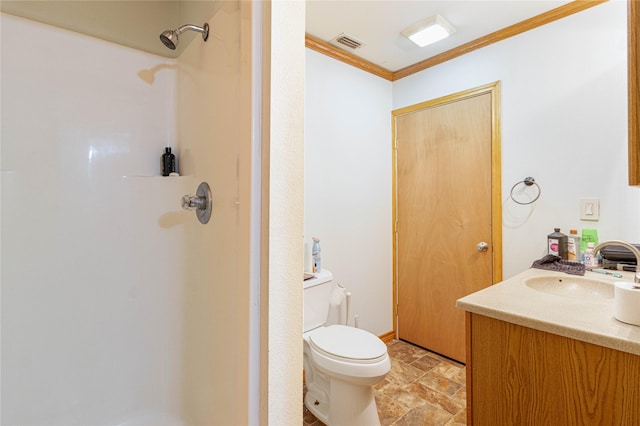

{"left": 456, "top": 267, "right": 640, "bottom": 356}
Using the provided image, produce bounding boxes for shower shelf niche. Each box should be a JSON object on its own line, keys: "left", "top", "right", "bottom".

{"left": 121, "top": 174, "right": 193, "bottom": 179}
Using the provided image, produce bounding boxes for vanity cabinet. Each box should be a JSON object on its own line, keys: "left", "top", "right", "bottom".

{"left": 466, "top": 312, "right": 640, "bottom": 425}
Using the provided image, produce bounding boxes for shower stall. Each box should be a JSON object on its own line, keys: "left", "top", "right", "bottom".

{"left": 1, "top": 1, "right": 264, "bottom": 424}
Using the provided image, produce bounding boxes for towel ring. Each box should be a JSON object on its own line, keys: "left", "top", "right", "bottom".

{"left": 510, "top": 176, "right": 541, "bottom": 205}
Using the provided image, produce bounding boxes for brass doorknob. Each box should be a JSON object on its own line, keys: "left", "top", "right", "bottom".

{"left": 476, "top": 242, "right": 489, "bottom": 252}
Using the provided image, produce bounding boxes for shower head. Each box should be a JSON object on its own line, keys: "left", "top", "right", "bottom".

{"left": 159, "top": 23, "right": 209, "bottom": 50}
{"left": 159, "top": 30, "right": 179, "bottom": 50}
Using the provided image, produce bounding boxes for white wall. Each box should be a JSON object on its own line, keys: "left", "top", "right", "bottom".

{"left": 305, "top": 3, "right": 640, "bottom": 332}
{"left": 393, "top": 0, "right": 639, "bottom": 278}
{"left": 267, "top": 1, "right": 306, "bottom": 424}
{"left": 1, "top": 4, "right": 248, "bottom": 424}
{"left": 304, "top": 1, "right": 640, "bottom": 336}
{"left": 305, "top": 49, "right": 393, "bottom": 336}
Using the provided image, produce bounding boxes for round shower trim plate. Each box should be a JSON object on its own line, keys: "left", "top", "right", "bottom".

{"left": 195, "top": 181, "right": 212, "bottom": 224}
{"left": 202, "top": 23, "right": 209, "bottom": 41}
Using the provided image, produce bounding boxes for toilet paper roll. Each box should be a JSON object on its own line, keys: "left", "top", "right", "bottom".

{"left": 614, "top": 281, "right": 640, "bottom": 326}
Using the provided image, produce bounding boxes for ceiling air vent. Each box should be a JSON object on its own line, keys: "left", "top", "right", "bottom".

{"left": 333, "top": 33, "right": 365, "bottom": 50}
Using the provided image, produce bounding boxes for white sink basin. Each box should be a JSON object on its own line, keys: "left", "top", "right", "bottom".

{"left": 523, "top": 275, "right": 614, "bottom": 300}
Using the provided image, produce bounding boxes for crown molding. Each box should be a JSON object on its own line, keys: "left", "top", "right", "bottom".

{"left": 305, "top": 0, "right": 607, "bottom": 82}
{"left": 305, "top": 35, "right": 394, "bottom": 81}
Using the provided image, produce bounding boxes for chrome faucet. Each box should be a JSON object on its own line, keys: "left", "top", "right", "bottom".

{"left": 593, "top": 240, "right": 640, "bottom": 283}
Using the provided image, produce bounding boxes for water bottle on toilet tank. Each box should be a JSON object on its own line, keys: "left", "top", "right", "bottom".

{"left": 312, "top": 237, "right": 321, "bottom": 273}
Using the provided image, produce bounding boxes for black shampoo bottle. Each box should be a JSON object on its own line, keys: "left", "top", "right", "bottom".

{"left": 161, "top": 147, "right": 176, "bottom": 176}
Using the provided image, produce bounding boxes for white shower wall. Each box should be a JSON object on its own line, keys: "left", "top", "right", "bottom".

{"left": 174, "top": 2, "right": 250, "bottom": 424}
{"left": 1, "top": 4, "right": 248, "bottom": 424}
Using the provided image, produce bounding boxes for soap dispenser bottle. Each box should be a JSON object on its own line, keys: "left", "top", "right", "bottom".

{"left": 548, "top": 228, "right": 568, "bottom": 259}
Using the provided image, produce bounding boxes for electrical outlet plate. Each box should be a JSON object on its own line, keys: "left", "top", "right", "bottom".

{"left": 580, "top": 198, "right": 600, "bottom": 221}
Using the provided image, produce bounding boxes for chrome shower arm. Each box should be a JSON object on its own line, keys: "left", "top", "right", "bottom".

{"left": 176, "top": 24, "right": 209, "bottom": 41}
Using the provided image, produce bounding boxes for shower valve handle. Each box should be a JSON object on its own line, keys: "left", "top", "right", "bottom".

{"left": 181, "top": 182, "right": 212, "bottom": 224}
{"left": 181, "top": 194, "right": 206, "bottom": 211}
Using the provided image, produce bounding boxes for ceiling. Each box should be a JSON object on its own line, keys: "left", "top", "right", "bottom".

{"left": 305, "top": 0, "right": 573, "bottom": 72}
{"left": 2, "top": 0, "right": 575, "bottom": 65}
{"left": 0, "top": 1, "right": 221, "bottom": 58}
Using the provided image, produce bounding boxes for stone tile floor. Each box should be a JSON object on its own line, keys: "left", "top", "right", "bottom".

{"left": 303, "top": 339, "right": 467, "bottom": 426}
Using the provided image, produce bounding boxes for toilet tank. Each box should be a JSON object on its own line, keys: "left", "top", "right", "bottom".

{"left": 303, "top": 269, "right": 334, "bottom": 332}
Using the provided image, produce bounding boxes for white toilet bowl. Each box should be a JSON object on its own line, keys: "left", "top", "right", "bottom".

{"left": 303, "top": 324, "right": 390, "bottom": 426}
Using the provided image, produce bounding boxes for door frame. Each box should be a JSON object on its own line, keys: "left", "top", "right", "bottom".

{"left": 391, "top": 81, "right": 503, "bottom": 338}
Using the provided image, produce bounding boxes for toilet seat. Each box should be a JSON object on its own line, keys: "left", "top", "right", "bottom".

{"left": 308, "top": 325, "right": 387, "bottom": 363}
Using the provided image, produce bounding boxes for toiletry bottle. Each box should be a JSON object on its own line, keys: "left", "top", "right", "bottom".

{"left": 312, "top": 237, "right": 321, "bottom": 273}
{"left": 581, "top": 228, "right": 599, "bottom": 253}
{"left": 567, "top": 229, "right": 581, "bottom": 262}
{"left": 583, "top": 242, "right": 599, "bottom": 267}
{"left": 547, "top": 228, "right": 568, "bottom": 259}
{"left": 161, "top": 147, "right": 176, "bottom": 176}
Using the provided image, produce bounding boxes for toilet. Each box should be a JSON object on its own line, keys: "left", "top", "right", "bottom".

{"left": 303, "top": 270, "right": 390, "bottom": 426}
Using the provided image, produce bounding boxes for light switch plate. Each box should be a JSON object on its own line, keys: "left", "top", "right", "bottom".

{"left": 580, "top": 198, "right": 600, "bottom": 221}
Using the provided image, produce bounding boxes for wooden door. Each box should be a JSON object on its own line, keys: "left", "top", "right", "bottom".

{"left": 393, "top": 83, "right": 501, "bottom": 363}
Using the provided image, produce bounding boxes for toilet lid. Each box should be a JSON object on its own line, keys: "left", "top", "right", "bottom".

{"left": 308, "top": 325, "right": 387, "bottom": 361}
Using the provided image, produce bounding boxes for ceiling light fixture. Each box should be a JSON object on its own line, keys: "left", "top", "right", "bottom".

{"left": 401, "top": 14, "right": 456, "bottom": 47}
